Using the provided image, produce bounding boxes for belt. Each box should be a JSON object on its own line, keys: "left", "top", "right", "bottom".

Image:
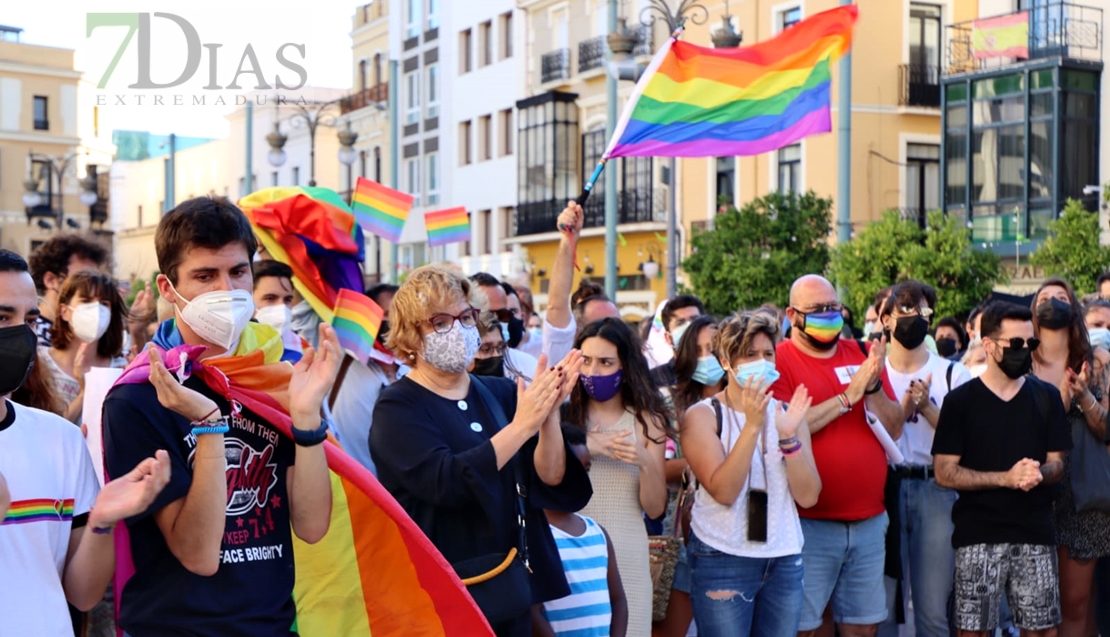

{"left": 891, "top": 465, "right": 934, "bottom": 480}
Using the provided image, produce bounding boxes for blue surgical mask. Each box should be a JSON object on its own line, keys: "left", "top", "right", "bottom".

{"left": 670, "top": 322, "right": 691, "bottom": 348}
{"left": 1090, "top": 327, "right": 1110, "bottom": 351}
{"left": 528, "top": 327, "right": 542, "bottom": 341}
{"left": 732, "top": 359, "right": 780, "bottom": 390}
{"left": 692, "top": 355, "right": 725, "bottom": 385}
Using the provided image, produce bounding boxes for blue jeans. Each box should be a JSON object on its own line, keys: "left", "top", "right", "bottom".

{"left": 688, "top": 532, "right": 805, "bottom": 637}
{"left": 879, "top": 477, "right": 957, "bottom": 637}
{"left": 799, "top": 512, "right": 890, "bottom": 631}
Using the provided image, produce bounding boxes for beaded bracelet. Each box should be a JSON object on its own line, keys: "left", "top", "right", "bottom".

{"left": 836, "top": 393, "right": 851, "bottom": 412}
{"left": 778, "top": 436, "right": 800, "bottom": 447}
{"left": 90, "top": 524, "right": 115, "bottom": 535}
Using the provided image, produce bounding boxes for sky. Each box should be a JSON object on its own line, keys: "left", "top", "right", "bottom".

{"left": 5, "top": 0, "right": 364, "bottom": 139}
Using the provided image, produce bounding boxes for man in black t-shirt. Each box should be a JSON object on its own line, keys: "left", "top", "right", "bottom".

{"left": 932, "top": 302, "right": 1071, "bottom": 636}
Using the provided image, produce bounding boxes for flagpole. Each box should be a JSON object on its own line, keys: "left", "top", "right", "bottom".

{"left": 603, "top": 0, "right": 620, "bottom": 300}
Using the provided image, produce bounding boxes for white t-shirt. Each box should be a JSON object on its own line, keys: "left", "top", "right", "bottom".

{"left": 885, "top": 352, "right": 972, "bottom": 466}
{"left": 542, "top": 315, "right": 578, "bottom": 369}
{"left": 330, "top": 360, "right": 408, "bottom": 475}
{"left": 0, "top": 401, "right": 100, "bottom": 636}
{"left": 517, "top": 333, "right": 544, "bottom": 360}
{"left": 505, "top": 347, "right": 539, "bottom": 385}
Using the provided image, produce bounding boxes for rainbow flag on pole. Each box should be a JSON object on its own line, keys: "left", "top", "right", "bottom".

{"left": 351, "top": 177, "right": 414, "bottom": 244}
{"left": 331, "top": 289, "right": 384, "bottom": 365}
{"left": 425, "top": 207, "right": 471, "bottom": 247}
{"left": 604, "top": 5, "right": 857, "bottom": 158}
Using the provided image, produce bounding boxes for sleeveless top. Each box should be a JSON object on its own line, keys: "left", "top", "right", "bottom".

{"left": 689, "top": 397, "right": 804, "bottom": 558}
{"left": 543, "top": 515, "right": 612, "bottom": 637}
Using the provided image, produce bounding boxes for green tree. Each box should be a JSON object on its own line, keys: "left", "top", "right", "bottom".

{"left": 1030, "top": 199, "right": 1110, "bottom": 295}
{"left": 683, "top": 191, "right": 832, "bottom": 316}
{"left": 830, "top": 210, "right": 1006, "bottom": 320}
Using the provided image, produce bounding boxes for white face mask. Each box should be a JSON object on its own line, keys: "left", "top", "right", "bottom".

{"left": 670, "top": 322, "right": 691, "bottom": 348}
{"left": 168, "top": 282, "right": 255, "bottom": 351}
{"left": 255, "top": 304, "right": 292, "bottom": 334}
{"left": 69, "top": 302, "right": 111, "bottom": 344}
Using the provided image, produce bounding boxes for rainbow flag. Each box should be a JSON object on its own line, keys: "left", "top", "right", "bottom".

{"left": 604, "top": 4, "right": 857, "bottom": 158}
{"left": 972, "top": 11, "right": 1029, "bottom": 60}
{"left": 425, "top": 207, "right": 471, "bottom": 247}
{"left": 331, "top": 289, "right": 384, "bottom": 365}
{"left": 352, "top": 177, "right": 414, "bottom": 244}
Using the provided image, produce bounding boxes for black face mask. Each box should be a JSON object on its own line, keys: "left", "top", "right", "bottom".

{"left": 377, "top": 320, "right": 390, "bottom": 346}
{"left": 1036, "top": 298, "right": 1072, "bottom": 331}
{"left": 995, "top": 345, "right": 1033, "bottom": 379}
{"left": 472, "top": 355, "right": 505, "bottom": 377}
{"left": 0, "top": 324, "right": 37, "bottom": 396}
{"left": 893, "top": 316, "right": 930, "bottom": 350}
{"left": 935, "top": 337, "right": 958, "bottom": 358}
{"left": 505, "top": 318, "right": 525, "bottom": 349}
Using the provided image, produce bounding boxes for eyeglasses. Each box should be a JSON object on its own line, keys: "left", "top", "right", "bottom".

{"left": 492, "top": 307, "right": 520, "bottom": 323}
{"left": 478, "top": 342, "right": 507, "bottom": 357}
{"left": 989, "top": 336, "right": 1041, "bottom": 351}
{"left": 794, "top": 303, "right": 842, "bottom": 314}
{"left": 426, "top": 308, "right": 480, "bottom": 334}
{"left": 894, "top": 305, "right": 934, "bottom": 319}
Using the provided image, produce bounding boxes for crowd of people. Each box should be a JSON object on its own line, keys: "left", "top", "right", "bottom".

{"left": 4, "top": 193, "right": 1110, "bottom": 637}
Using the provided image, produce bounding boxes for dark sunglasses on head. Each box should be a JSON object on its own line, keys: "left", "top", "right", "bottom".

{"left": 493, "top": 308, "right": 519, "bottom": 322}
{"left": 991, "top": 336, "right": 1041, "bottom": 351}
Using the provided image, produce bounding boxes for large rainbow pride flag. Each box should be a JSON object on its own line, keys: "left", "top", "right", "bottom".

{"left": 604, "top": 4, "right": 857, "bottom": 158}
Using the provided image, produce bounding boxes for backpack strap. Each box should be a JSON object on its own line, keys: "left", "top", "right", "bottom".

{"left": 327, "top": 355, "right": 357, "bottom": 412}
{"left": 946, "top": 361, "right": 954, "bottom": 393}
{"left": 711, "top": 397, "right": 723, "bottom": 438}
{"left": 857, "top": 339, "right": 869, "bottom": 357}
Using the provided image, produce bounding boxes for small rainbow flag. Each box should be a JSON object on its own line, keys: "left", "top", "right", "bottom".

{"left": 331, "top": 289, "right": 384, "bottom": 365}
{"left": 604, "top": 5, "right": 857, "bottom": 158}
{"left": 351, "top": 177, "right": 414, "bottom": 244}
{"left": 425, "top": 207, "right": 471, "bottom": 247}
{"left": 2, "top": 498, "right": 75, "bottom": 525}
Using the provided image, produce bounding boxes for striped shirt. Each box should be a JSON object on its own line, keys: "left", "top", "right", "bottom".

{"left": 543, "top": 514, "right": 612, "bottom": 637}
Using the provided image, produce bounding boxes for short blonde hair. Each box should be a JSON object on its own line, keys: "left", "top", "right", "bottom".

{"left": 477, "top": 310, "right": 500, "bottom": 338}
{"left": 386, "top": 264, "right": 476, "bottom": 362}
{"left": 712, "top": 311, "right": 781, "bottom": 367}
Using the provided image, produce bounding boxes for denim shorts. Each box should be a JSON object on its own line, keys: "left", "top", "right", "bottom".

{"left": 672, "top": 543, "right": 691, "bottom": 594}
{"left": 798, "top": 512, "right": 889, "bottom": 631}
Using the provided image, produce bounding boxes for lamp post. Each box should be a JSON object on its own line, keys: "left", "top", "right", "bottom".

{"left": 22, "top": 151, "right": 99, "bottom": 232}
{"left": 266, "top": 98, "right": 351, "bottom": 188}
{"left": 337, "top": 121, "right": 359, "bottom": 203}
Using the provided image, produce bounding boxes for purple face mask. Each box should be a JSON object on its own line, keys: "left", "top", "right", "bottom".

{"left": 580, "top": 370, "right": 623, "bottom": 402}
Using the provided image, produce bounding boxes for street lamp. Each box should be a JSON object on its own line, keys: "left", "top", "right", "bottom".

{"left": 22, "top": 151, "right": 99, "bottom": 231}
{"left": 337, "top": 121, "right": 359, "bottom": 204}
{"left": 266, "top": 97, "right": 353, "bottom": 188}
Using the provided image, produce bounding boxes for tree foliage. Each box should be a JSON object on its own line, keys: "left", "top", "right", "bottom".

{"left": 830, "top": 210, "right": 1006, "bottom": 320}
{"left": 683, "top": 191, "right": 832, "bottom": 316}
{"left": 1029, "top": 199, "right": 1110, "bottom": 295}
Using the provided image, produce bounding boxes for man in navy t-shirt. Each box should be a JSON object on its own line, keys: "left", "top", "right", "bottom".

{"left": 104, "top": 196, "right": 339, "bottom": 636}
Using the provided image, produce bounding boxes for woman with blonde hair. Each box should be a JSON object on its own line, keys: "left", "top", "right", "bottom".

{"left": 681, "top": 312, "right": 821, "bottom": 637}
{"left": 369, "top": 264, "right": 591, "bottom": 636}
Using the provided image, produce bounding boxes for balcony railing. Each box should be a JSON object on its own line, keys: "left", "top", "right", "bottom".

{"left": 634, "top": 25, "right": 654, "bottom": 56}
{"left": 944, "top": 2, "right": 1102, "bottom": 75}
{"left": 578, "top": 36, "right": 607, "bottom": 73}
{"left": 542, "top": 48, "right": 571, "bottom": 83}
{"left": 516, "top": 188, "right": 660, "bottom": 236}
{"left": 899, "top": 63, "right": 940, "bottom": 107}
{"left": 339, "top": 83, "right": 389, "bottom": 114}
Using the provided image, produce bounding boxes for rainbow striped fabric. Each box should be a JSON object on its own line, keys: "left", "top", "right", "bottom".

{"left": 2, "top": 498, "right": 74, "bottom": 525}
{"left": 352, "top": 177, "right": 414, "bottom": 244}
{"left": 425, "top": 207, "right": 471, "bottom": 247}
{"left": 332, "top": 289, "right": 384, "bottom": 365}
{"left": 605, "top": 5, "right": 858, "bottom": 158}
{"left": 112, "top": 324, "right": 495, "bottom": 637}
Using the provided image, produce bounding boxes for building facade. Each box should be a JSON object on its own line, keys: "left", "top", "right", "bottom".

{"left": 0, "top": 26, "right": 114, "bottom": 257}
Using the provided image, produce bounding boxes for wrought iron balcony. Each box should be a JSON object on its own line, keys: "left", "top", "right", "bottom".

{"left": 944, "top": 2, "right": 1102, "bottom": 76}
{"left": 899, "top": 63, "right": 941, "bottom": 107}
{"left": 340, "top": 84, "right": 389, "bottom": 114}
{"left": 515, "top": 188, "right": 660, "bottom": 236}
{"left": 542, "top": 48, "right": 571, "bottom": 83}
{"left": 578, "top": 36, "right": 607, "bottom": 73}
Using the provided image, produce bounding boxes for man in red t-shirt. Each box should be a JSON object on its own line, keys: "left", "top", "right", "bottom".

{"left": 770, "top": 275, "right": 903, "bottom": 637}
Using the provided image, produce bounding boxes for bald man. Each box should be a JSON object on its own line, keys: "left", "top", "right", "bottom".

{"left": 768, "top": 274, "right": 904, "bottom": 637}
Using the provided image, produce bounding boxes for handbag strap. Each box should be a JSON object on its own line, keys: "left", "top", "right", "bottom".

{"left": 469, "top": 375, "right": 531, "bottom": 572}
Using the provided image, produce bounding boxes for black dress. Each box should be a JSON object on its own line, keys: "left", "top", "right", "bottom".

{"left": 369, "top": 375, "right": 592, "bottom": 636}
